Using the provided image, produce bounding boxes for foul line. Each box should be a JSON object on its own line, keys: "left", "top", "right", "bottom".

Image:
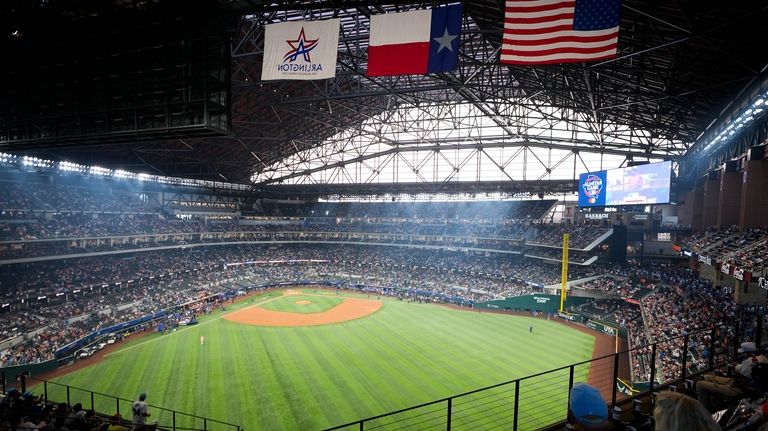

{"left": 104, "top": 293, "right": 285, "bottom": 358}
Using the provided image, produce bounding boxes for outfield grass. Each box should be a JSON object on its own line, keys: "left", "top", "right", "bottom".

{"left": 260, "top": 294, "right": 343, "bottom": 314}
{"left": 37, "top": 291, "right": 596, "bottom": 430}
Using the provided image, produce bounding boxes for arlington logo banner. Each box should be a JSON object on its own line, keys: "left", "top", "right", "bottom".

{"left": 261, "top": 19, "right": 340, "bottom": 80}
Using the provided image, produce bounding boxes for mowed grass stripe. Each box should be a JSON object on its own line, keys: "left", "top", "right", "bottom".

{"left": 297, "top": 314, "right": 417, "bottom": 427}
{"left": 45, "top": 294, "right": 596, "bottom": 430}
{"left": 348, "top": 309, "right": 456, "bottom": 429}
{"left": 251, "top": 327, "right": 301, "bottom": 430}
{"left": 295, "top": 327, "right": 369, "bottom": 429}
{"left": 269, "top": 327, "right": 313, "bottom": 430}
{"left": 357, "top": 306, "right": 470, "bottom": 398}
{"left": 343, "top": 312, "right": 440, "bottom": 413}
{"left": 287, "top": 330, "right": 341, "bottom": 428}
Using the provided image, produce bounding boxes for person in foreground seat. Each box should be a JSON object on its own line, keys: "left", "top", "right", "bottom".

{"left": 696, "top": 342, "right": 768, "bottom": 410}
{"left": 653, "top": 391, "right": 722, "bottom": 431}
{"left": 567, "top": 383, "right": 613, "bottom": 430}
{"left": 132, "top": 393, "right": 150, "bottom": 428}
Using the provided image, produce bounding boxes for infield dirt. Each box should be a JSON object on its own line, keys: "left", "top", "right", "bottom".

{"left": 223, "top": 292, "right": 383, "bottom": 327}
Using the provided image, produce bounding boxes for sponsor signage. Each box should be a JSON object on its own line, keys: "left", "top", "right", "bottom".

{"left": 558, "top": 312, "right": 585, "bottom": 322}
{"left": 533, "top": 296, "right": 551, "bottom": 304}
{"left": 585, "top": 213, "right": 609, "bottom": 220}
{"left": 633, "top": 214, "right": 649, "bottom": 220}
{"left": 586, "top": 320, "right": 618, "bottom": 336}
{"left": 261, "top": 19, "right": 341, "bottom": 80}
{"left": 616, "top": 378, "right": 639, "bottom": 396}
{"left": 733, "top": 268, "right": 745, "bottom": 281}
{"left": 721, "top": 263, "right": 731, "bottom": 275}
{"left": 759, "top": 277, "right": 768, "bottom": 290}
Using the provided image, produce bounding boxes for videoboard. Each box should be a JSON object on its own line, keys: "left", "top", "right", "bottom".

{"left": 578, "top": 161, "right": 671, "bottom": 207}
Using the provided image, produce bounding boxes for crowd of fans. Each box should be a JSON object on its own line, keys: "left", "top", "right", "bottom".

{"left": 0, "top": 181, "right": 152, "bottom": 216}
{"left": 529, "top": 221, "right": 612, "bottom": 249}
{"left": 567, "top": 261, "right": 744, "bottom": 385}
{"left": 0, "top": 220, "right": 610, "bottom": 267}
{"left": 0, "top": 389, "right": 152, "bottom": 430}
{"left": 1, "top": 213, "right": 617, "bottom": 247}
{"left": 574, "top": 262, "right": 698, "bottom": 301}
{"left": 637, "top": 278, "right": 737, "bottom": 382}
{"left": 12, "top": 240, "right": 735, "bottom": 380}
{"left": 0, "top": 243, "right": 607, "bottom": 367}
{"left": 262, "top": 199, "right": 558, "bottom": 220}
{"left": 681, "top": 226, "right": 768, "bottom": 272}
{"left": 0, "top": 177, "right": 615, "bottom": 269}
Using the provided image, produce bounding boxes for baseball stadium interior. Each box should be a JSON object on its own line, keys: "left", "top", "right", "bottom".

{"left": 1, "top": 0, "right": 768, "bottom": 430}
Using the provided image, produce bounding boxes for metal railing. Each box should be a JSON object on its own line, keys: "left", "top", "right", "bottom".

{"left": 3, "top": 373, "right": 241, "bottom": 431}
{"left": 324, "top": 314, "right": 762, "bottom": 431}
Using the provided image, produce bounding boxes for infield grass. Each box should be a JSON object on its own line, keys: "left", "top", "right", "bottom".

{"left": 260, "top": 294, "right": 342, "bottom": 314}
{"left": 37, "top": 290, "right": 596, "bottom": 430}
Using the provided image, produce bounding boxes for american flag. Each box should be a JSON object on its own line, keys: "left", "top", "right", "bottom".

{"left": 500, "top": 0, "right": 622, "bottom": 65}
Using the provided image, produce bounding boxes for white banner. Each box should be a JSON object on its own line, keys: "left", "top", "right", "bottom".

{"left": 261, "top": 19, "right": 340, "bottom": 80}
{"left": 721, "top": 263, "right": 731, "bottom": 275}
{"left": 759, "top": 277, "right": 768, "bottom": 290}
{"left": 698, "top": 254, "right": 711, "bottom": 266}
{"left": 733, "top": 268, "right": 745, "bottom": 281}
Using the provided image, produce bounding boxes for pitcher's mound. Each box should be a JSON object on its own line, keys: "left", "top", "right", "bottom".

{"left": 296, "top": 300, "right": 311, "bottom": 305}
{"left": 225, "top": 296, "right": 383, "bottom": 327}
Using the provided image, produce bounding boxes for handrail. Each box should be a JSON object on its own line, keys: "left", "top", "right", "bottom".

{"left": 4, "top": 372, "right": 241, "bottom": 431}
{"left": 323, "top": 319, "right": 743, "bottom": 431}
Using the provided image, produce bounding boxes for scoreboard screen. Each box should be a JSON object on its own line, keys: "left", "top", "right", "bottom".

{"left": 578, "top": 161, "right": 671, "bottom": 207}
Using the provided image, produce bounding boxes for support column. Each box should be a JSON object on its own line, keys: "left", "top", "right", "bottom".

{"left": 702, "top": 172, "right": 720, "bottom": 229}
{"left": 740, "top": 148, "right": 768, "bottom": 229}
{"left": 734, "top": 280, "right": 768, "bottom": 306}
{"left": 718, "top": 162, "right": 743, "bottom": 228}
{"left": 678, "top": 190, "right": 694, "bottom": 228}
{"left": 691, "top": 181, "right": 705, "bottom": 232}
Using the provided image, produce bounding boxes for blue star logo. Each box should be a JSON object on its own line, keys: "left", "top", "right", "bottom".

{"left": 283, "top": 27, "right": 320, "bottom": 63}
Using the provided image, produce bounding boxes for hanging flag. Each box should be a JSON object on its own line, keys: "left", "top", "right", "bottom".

{"left": 500, "top": 0, "right": 621, "bottom": 65}
{"left": 368, "top": 4, "right": 462, "bottom": 77}
{"left": 261, "top": 19, "right": 340, "bottom": 80}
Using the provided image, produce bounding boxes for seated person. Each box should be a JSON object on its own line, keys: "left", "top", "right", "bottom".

{"left": 697, "top": 342, "right": 768, "bottom": 410}
{"left": 567, "top": 383, "right": 612, "bottom": 430}
{"left": 653, "top": 391, "right": 722, "bottom": 431}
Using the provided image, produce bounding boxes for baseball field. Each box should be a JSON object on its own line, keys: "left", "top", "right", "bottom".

{"left": 36, "top": 289, "right": 598, "bottom": 430}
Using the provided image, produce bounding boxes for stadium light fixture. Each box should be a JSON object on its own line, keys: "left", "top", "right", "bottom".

{"left": 701, "top": 89, "right": 768, "bottom": 156}
{"left": 114, "top": 169, "right": 136, "bottom": 179}
{"left": 89, "top": 166, "right": 112, "bottom": 176}
{"left": 2, "top": 153, "right": 252, "bottom": 191}
{"left": 59, "top": 161, "right": 88, "bottom": 173}
{"left": 22, "top": 155, "right": 54, "bottom": 168}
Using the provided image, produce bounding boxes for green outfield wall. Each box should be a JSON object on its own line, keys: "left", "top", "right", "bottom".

{"left": 476, "top": 294, "right": 592, "bottom": 313}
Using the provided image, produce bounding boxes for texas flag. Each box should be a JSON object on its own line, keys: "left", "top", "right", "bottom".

{"left": 367, "top": 4, "right": 462, "bottom": 77}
